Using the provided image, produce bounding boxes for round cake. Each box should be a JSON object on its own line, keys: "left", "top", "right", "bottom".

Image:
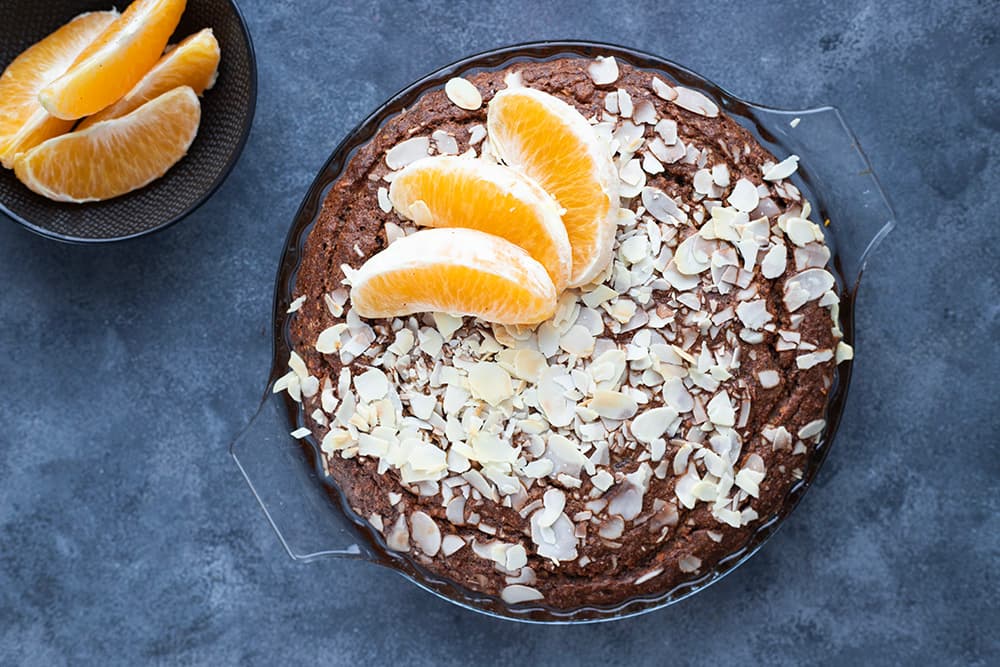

{"left": 278, "top": 55, "right": 852, "bottom": 609}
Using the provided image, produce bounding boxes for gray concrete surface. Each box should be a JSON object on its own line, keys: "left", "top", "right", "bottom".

{"left": 1, "top": 0, "right": 998, "bottom": 664}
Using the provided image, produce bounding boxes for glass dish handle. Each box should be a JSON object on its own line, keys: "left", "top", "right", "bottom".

{"left": 739, "top": 104, "right": 896, "bottom": 290}
{"left": 231, "top": 390, "right": 373, "bottom": 562}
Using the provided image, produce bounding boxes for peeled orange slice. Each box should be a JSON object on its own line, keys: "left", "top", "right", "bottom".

{"left": 487, "top": 87, "right": 620, "bottom": 287}
{"left": 350, "top": 228, "right": 557, "bottom": 325}
{"left": 14, "top": 86, "right": 200, "bottom": 203}
{"left": 388, "top": 156, "right": 573, "bottom": 292}
{"left": 0, "top": 11, "right": 118, "bottom": 168}
{"left": 39, "top": 0, "right": 187, "bottom": 120}
{"left": 78, "top": 28, "right": 220, "bottom": 130}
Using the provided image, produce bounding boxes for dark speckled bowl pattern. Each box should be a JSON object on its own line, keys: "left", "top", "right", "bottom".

{"left": 0, "top": 0, "right": 256, "bottom": 243}
{"left": 232, "top": 41, "right": 895, "bottom": 624}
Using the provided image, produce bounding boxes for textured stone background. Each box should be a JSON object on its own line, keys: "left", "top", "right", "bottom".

{"left": 1, "top": 0, "right": 997, "bottom": 664}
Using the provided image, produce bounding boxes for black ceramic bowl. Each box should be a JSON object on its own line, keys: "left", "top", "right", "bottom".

{"left": 0, "top": 0, "right": 256, "bottom": 243}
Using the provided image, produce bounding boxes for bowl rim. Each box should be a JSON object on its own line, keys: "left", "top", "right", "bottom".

{"left": 0, "top": 0, "right": 259, "bottom": 245}
{"left": 252, "top": 39, "right": 890, "bottom": 623}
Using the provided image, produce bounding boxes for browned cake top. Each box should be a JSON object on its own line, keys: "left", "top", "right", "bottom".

{"left": 278, "top": 56, "right": 851, "bottom": 609}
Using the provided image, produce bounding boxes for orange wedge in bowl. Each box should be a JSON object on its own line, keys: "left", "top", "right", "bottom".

{"left": 0, "top": 11, "right": 118, "bottom": 168}
{"left": 39, "top": 0, "right": 187, "bottom": 120}
{"left": 78, "top": 28, "right": 220, "bottom": 130}
{"left": 14, "top": 86, "right": 200, "bottom": 203}
{"left": 487, "top": 87, "right": 620, "bottom": 287}
{"left": 349, "top": 227, "right": 558, "bottom": 325}
{"left": 388, "top": 156, "right": 573, "bottom": 291}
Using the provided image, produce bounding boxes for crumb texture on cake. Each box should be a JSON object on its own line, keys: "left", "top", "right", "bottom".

{"left": 279, "top": 57, "right": 849, "bottom": 610}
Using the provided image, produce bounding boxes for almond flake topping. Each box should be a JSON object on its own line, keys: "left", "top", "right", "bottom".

{"left": 670, "top": 86, "right": 719, "bottom": 117}
{"left": 468, "top": 362, "right": 514, "bottom": 406}
{"left": 760, "top": 244, "right": 787, "bottom": 278}
{"left": 376, "top": 187, "right": 392, "bottom": 213}
{"left": 502, "top": 584, "right": 545, "bottom": 604}
{"left": 589, "top": 390, "right": 638, "bottom": 420}
{"left": 728, "top": 178, "right": 760, "bottom": 213}
{"left": 798, "top": 419, "right": 826, "bottom": 439}
{"left": 784, "top": 268, "right": 836, "bottom": 311}
{"left": 287, "top": 295, "right": 306, "bottom": 313}
{"left": 293, "top": 68, "right": 852, "bottom": 578}
{"left": 706, "top": 390, "right": 736, "bottom": 427}
{"left": 758, "top": 370, "right": 781, "bottom": 389}
{"left": 386, "top": 514, "right": 410, "bottom": 552}
{"left": 444, "top": 77, "right": 483, "bottom": 110}
{"left": 588, "top": 56, "right": 619, "bottom": 85}
{"left": 651, "top": 77, "right": 675, "bottom": 101}
{"left": 679, "top": 555, "right": 702, "bottom": 573}
{"left": 385, "top": 136, "right": 431, "bottom": 170}
{"left": 617, "top": 88, "right": 634, "bottom": 118}
{"left": 631, "top": 407, "right": 679, "bottom": 443}
{"left": 410, "top": 511, "right": 442, "bottom": 556}
{"left": 763, "top": 155, "right": 800, "bottom": 181}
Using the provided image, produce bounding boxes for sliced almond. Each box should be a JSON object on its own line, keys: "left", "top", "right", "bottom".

{"left": 445, "top": 77, "right": 482, "bottom": 110}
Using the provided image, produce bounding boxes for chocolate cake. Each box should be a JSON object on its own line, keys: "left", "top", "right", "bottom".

{"left": 276, "top": 55, "right": 853, "bottom": 609}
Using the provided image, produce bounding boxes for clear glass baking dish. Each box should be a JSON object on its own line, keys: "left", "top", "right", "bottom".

{"left": 231, "top": 41, "right": 895, "bottom": 624}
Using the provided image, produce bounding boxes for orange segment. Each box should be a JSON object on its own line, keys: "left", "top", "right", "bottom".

{"left": 388, "top": 156, "right": 573, "bottom": 291}
{"left": 78, "top": 28, "right": 220, "bottom": 130}
{"left": 0, "top": 11, "right": 118, "bottom": 168}
{"left": 487, "top": 87, "right": 620, "bottom": 287}
{"left": 350, "top": 228, "right": 557, "bottom": 325}
{"left": 38, "top": 0, "right": 187, "bottom": 120}
{"left": 14, "top": 86, "right": 200, "bottom": 203}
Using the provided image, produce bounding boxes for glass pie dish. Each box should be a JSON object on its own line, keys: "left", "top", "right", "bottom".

{"left": 231, "top": 41, "right": 895, "bottom": 624}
